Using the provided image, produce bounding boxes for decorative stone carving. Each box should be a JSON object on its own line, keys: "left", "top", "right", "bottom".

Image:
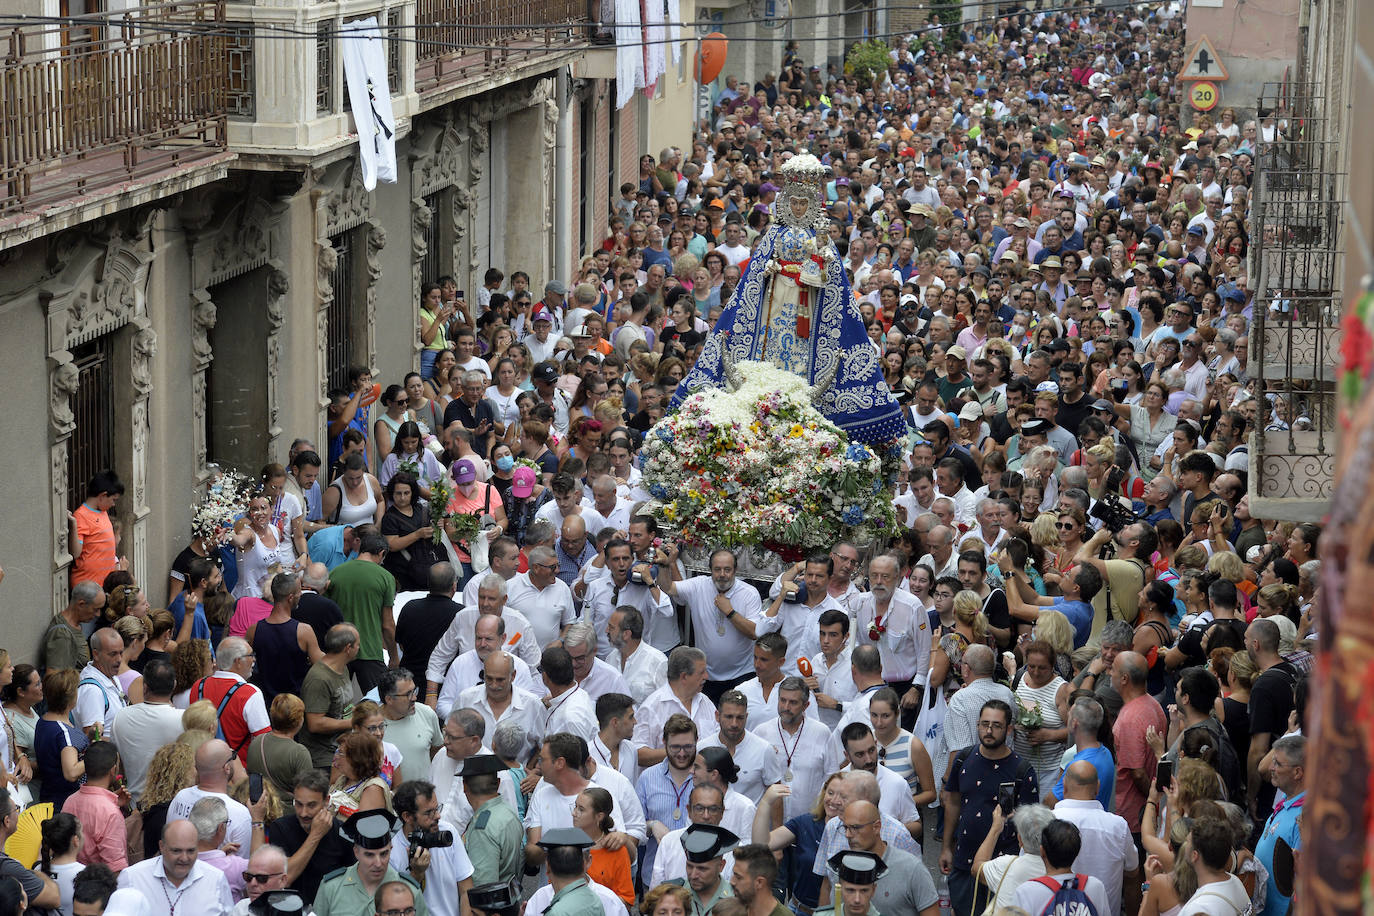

{"left": 316, "top": 238, "right": 337, "bottom": 411}
{"left": 266, "top": 266, "right": 289, "bottom": 449}
{"left": 411, "top": 198, "right": 432, "bottom": 361}
{"left": 324, "top": 161, "right": 373, "bottom": 236}
{"left": 130, "top": 324, "right": 157, "bottom": 400}
{"left": 191, "top": 290, "right": 218, "bottom": 367}
{"left": 412, "top": 120, "right": 464, "bottom": 198}
{"left": 365, "top": 224, "right": 387, "bottom": 372}
{"left": 50, "top": 352, "right": 78, "bottom": 439}
{"left": 192, "top": 372, "right": 207, "bottom": 475}
{"left": 50, "top": 442, "right": 70, "bottom": 607}
{"left": 206, "top": 196, "right": 273, "bottom": 286}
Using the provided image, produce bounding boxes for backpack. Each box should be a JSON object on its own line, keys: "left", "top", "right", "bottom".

{"left": 195, "top": 678, "right": 251, "bottom": 754}
{"left": 1031, "top": 874, "right": 1099, "bottom": 916}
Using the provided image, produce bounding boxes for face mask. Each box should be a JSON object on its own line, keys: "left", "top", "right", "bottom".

{"left": 495, "top": 455, "right": 515, "bottom": 472}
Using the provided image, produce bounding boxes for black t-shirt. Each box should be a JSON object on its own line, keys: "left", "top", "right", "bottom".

{"left": 1249, "top": 662, "right": 1299, "bottom": 811}
{"left": 982, "top": 588, "right": 1012, "bottom": 646}
{"left": 0, "top": 854, "right": 57, "bottom": 916}
{"left": 1182, "top": 490, "right": 1222, "bottom": 527}
{"left": 1057, "top": 392, "right": 1094, "bottom": 437}
{"left": 295, "top": 592, "right": 345, "bottom": 647}
{"left": 380, "top": 506, "right": 444, "bottom": 592}
{"left": 395, "top": 594, "right": 462, "bottom": 693}
{"left": 443, "top": 397, "right": 499, "bottom": 460}
{"left": 266, "top": 815, "right": 354, "bottom": 903}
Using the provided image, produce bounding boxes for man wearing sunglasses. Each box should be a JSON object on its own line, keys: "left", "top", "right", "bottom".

{"left": 233, "top": 845, "right": 290, "bottom": 915}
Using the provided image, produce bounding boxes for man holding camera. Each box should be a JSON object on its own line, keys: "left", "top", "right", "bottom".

{"left": 1075, "top": 521, "right": 1157, "bottom": 636}
{"left": 390, "top": 781, "right": 474, "bottom": 916}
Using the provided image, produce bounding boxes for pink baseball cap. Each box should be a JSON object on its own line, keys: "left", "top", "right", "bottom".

{"left": 511, "top": 466, "right": 537, "bottom": 498}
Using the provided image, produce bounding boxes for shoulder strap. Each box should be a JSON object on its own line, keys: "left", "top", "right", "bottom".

{"left": 79, "top": 678, "right": 110, "bottom": 714}
{"left": 213, "top": 681, "right": 249, "bottom": 749}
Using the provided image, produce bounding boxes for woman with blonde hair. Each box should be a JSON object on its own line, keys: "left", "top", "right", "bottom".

{"left": 139, "top": 740, "right": 196, "bottom": 860}
{"left": 750, "top": 768, "right": 851, "bottom": 916}
{"left": 1032, "top": 610, "right": 1076, "bottom": 681}
{"left": 111, "top": 615, "right": 148, "bottom": 703}
{"left": 182, "top": 699, "right": 218, "bottom": 735}
{"left": 104, "top": 582, "right": 150, "bottom": 625}
{"left": 929, "top": 589, "right": 992, "bottom": 698}
{"left": 640, "top": 883, "right": 692, "bottom": 916}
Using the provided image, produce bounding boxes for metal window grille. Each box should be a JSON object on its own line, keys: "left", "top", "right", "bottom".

{"left": 326, "top": 232, "right": 355, "bottom": 392}
{"left": 421, "top": 191, "right": 443, "bottom": 284}
{"left": 387, "top": 9, "right": 402, "bottom": 90}
{"left": 67, "top": 337, "right": 114, "bottom": 513}
{"left": 1249, "top": 81, "right": 1344, "bottom": 504}
{"left": 316, "top": 20, "right": 334, "bottom": 116}
{"left": 225, "top": 24, "right": 255, "bottom": 118}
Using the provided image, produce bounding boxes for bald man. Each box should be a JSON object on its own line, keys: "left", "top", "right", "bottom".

{"left": 1108, "top": 650, "right": 1164, "bottom": 886}
{"left": 1053, "top": 761, "right": 1137, "bottom": 916}
{"left": 819, "top": 800, "right": 939, "bottom": 916}
{"left": 119, "top": 820, "right": 233, "bottom": 915}
{"left": 167, "top": 739, "right": 255, "bottom": 857}
{"left": 455, "top": 651, "right": 546, "bottom": 757}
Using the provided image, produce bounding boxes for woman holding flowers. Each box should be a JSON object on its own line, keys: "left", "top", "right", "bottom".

{"left": 1010, "top": 640, "right": 1070, "bottom": 797}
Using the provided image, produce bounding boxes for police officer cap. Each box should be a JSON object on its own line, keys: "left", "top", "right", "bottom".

{"left": 536, "top": 827, "right": 595, "bottom": 849}
{"left": 249, "top": 892, "right": 307, "bottom": 916}
{"left": 682, "top": 824, "right": 739, "bottom": 863}
{"left": 1020, "top": 418, "right": 1052, "bottom": 437}
{"left": 340, "top": 809, "right": 399, "bottom": 849}
{"left": 827, "top": 850, "right": 888, "bottom": 885}
{"left": 460, "top": 754, "right": 505, "bottom": 778}
{"left": 467, "top": 882, "right": 520, "bottom": 911}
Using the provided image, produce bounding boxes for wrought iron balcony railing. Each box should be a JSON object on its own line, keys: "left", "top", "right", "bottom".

{"left": 0, "top": 1, "right": 229, "bottom": 221}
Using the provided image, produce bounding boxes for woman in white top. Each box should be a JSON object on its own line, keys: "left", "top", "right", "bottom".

{"left": 322, "top": 454, "right": 385, "bottom": 527}
{"left": 869, "top": 689, "right": 936, "bottom": 807}
{"left": 485, "top": 358, "right": 524, "bottom": 432}
{"left": 40, "top": 812, "right": 85, "bottom": 916}
{"left": 229, "top": 495, "right": 298, "bottom": 600}
{"left": 1011, "top": 641, "right": 1070, "bottom": 798}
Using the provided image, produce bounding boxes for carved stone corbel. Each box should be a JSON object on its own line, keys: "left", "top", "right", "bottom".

{"left": 266, "top": 267, "right": 290, "bottom": 451}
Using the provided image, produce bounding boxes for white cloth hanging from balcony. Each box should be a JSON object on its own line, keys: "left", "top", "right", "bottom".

{"left": 615, "top": 0, "right": 644, "bottom": 108}
{"left": 643, "top": 0, "right": 666, "bottom": 98}
{"left": 666, "top": 0, "right": 681, "bottom": 65}
{"left": 341, "top": 17, "right": 397, "bottom": 190}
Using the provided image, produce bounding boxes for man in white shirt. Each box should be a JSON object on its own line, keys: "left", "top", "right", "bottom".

{"left": 390, "top": 779, "right": 474, "bottom": 916}
{"left": 1052, "top": 761, "right": 1138, "bottom": 916}
{"left": 1177, "top": 817, "right": 1252, "bottom": 915}
{"left": 76, "top": 628, "right": 127, "bottom": 738}
{"left": 715, "top": 221, "right": 751, "bottom": 267}
{"left": 753, "top": 677, "right": 833, "bottom": 821}
{"left": 453, "top": 652, "right": 545, "bottom": 762}
{"left": 459, "top": 539, "right": 521, "bottom": 609}
{"left": 119, "top": 819, "right": 233, "bottom": 916}
{"left": 1011, "top": 820, "right": 1110, "bottom": 916}
{"left": 606, "top": 606, "right": 668, "bottom": 703}
{"left": 534, "top": 474, "right": 607, "bottom": 540}
{"left": 539, "top": 646, "right": 599, "bottom": 746}
{"left": 698, "top": 691, "right": 782, "bottom": 804}
{"left": 429, "top": 708, "right": 519, "bottom": 830}
{"left": 562, "top": 622, "right": 630, "bottom": 702}
{"left": 167, "top": 739, "right": 254, "bottom": 858}
{"left": 756, "top": 557, "right": 842, "bottom": 676}
{"left": 836, "top": 723, "right": 922, "bottom": 833}
{"left": 733, "top": 633, "right": 819, "bottom": 730}
{"left": 426, "top": 576, "right": 541, "bottom": 691}
{"left": 852, "top": 554, "right": 931, "bottom": 713}
{"left": 590, "top": 692, "right": 641, "bottom": 786}
{"left": 585, "top": 540, "right": 677, "bottom": 656}
{"left": 109, "top": 658, "right": 183, "bottom": 803}
{"left": 436, "top": 615, "right": 539, "bottom": 718}
{"left": 524, "top": 734, "right": 636, "bottom": 865}
{"left": 589, "top": 477, "right": 632, "bottom": 533}
{"left": 633, "top": 646, "right": 719, "bottom": 766}
{"left": 823, "top": 646, "right": 888, "bottom": 773}
{"left": 504, "top": 547, "right": 577, "bottom": 648}
{"left": 808, "top": 610, "right": 858, "bottom": 729}
{"left": 661, "top": 547, "right": 763, "bottom": 700}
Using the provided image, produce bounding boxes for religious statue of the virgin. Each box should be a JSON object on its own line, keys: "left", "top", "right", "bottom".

{"left": 670, "top": 153, "right": 906, "bottom": 444}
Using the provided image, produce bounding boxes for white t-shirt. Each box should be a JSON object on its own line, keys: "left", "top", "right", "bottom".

{"left": 167, "top": 786, "right": 253, "bottom": 857}
{"left": 1012, "top": 871, "right": 1109, "bottom": 916}
{"left": 1179, "top": 875, "right": 1252, "bottom": 916}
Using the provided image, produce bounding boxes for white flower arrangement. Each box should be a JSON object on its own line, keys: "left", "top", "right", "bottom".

{"left": 191, "top": 469, "right": 251, "bottom": 545}
{"left": 641, "top": 361, "right": 898, "bottom": 559}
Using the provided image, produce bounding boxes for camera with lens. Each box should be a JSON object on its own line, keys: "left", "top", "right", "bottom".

{"left": 407, "top": 827, "right": 454, "bottom": 849}
{"left": 1089, "top": 467, "right": 1143, "bottom": 538}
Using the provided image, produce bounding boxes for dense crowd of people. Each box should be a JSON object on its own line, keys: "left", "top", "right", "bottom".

{"left": 8, "top": 4, "right": 1318, "bottom": 916}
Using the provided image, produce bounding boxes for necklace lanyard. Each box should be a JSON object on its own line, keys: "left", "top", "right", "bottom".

{"left": 776, "top": 720, "right": 803, "bottom": 771}
{"left": 161, "top": 877, "right": 189, "bottom": 916}
{"left": 666, "top": 770, "right": 692, "bottom": 821}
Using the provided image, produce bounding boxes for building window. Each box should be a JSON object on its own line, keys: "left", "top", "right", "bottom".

{"left": 66, "top": 337, "right": 114, "bottom": 513}
{"left": 316, "top": 20, "right": 334, "bottom": 116}
{"left": 421, "top": 191, "right": 444, "bottom": 284}
{"left": 325, "top": 231, "right": 356, "bottom": 391}
{"left": 387, "top": 9, "right": 402, "bottom": 90}
{"left": 226, "top": 24, "right": 255, "bottom": 118}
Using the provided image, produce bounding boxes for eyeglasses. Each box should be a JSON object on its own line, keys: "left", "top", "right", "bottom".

{"left": 842, "top": 820, "right": 878, "bottom": 833}
{"left": 244, "top": 872, "right": 287, "bottom": 884}
{"left": 690, "top": 804, "right": 725, "bottom": 814}
{"left": 1055, "top": 522, "right": 1077, "bottom": 530}
{"left": 379, "top": 908, "right": 418, "bottom": 916}
{"left": 389, "top": 688, "right": 419, "bottom": 700}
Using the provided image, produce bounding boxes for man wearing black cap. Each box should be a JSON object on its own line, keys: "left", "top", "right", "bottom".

{"left": 466, "top": 882, "right": 519, "bottom": 916}
{"left": 820, "top": 802, "right": 938, "bottom": 916}
{"left": 536, "top": 829, "right": 601, "bottom": 916}
{"left": 816, "top": 850, "right": 887, "bottom": 916}
{"left": 461, "top": 755, "right": 525, "bottom": 890}
{"left": 316, "top": 810, "right": 427, "bottom": 916}
{"left": 681, "top": 823, "right": 738, "bottom": 916}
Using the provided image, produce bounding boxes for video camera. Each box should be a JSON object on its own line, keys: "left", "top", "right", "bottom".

{"left": 1088, "top": 466, "right": 1144, "bottom": 537}
{"left": 407, "top": 826, "right": 455, "bottom": 849}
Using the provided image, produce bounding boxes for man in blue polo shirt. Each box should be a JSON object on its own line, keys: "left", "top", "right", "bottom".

{"left": 308, "top": 523, "right": 362, "bottom": 571}
{"left": 1255, "top": 734, "right": 1305, "bottom": 916}
{"left": 997, "top": 553, "right": 1101, "bottom": 648}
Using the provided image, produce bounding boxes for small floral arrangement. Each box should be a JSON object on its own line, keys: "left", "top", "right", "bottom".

{"left": 867, "top": 620, "right": 886, "bottom": 641}
{"left": 640, "top": 360, "right": 899, "bottom": 556}
{"left": 446, "top": 511, "right": 481, "bottom": 546}
{"left": 429, "top": 478, "right": 454, "bottom": 545}
{"left": 1015, "top": 698, "right": 1045, "bottom": 730}
{"left": 192, "top": 469, "right": 251, "bottom": 545}
{"left": 513, "top": 456, "right": 541, "bottom": 473}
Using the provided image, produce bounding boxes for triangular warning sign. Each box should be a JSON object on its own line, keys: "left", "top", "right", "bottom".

{"left": 1178, "top": 36, "right": 1229, "bottom": 81}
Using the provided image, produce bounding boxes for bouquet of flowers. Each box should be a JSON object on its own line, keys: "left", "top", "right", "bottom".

{"left": 429, "top": 478, "right": 454, "bottom": 545}
{"left": 640, "top": 360, "right": 900, "bottom": 558}
{"left": 1015, "top": 697, "right": 1045, "bottom": 730}
{"left": 191, "top": 469, "right": 250, "bottom": 545}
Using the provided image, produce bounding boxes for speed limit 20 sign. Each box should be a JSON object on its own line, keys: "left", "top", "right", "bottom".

{"left": 1189, "top": 81, "right": 1219, "bottom": 111}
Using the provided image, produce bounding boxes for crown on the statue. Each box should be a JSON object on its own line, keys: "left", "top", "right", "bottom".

{"left": 779, "top": 153, "right": 829, "bottom": 184}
